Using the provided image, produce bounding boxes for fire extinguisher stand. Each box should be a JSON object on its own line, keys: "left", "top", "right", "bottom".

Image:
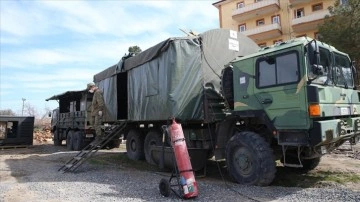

{"left": 158, "top": 119, "right": 199, "bottom": 199}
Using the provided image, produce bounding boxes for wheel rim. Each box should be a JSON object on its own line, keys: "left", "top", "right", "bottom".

{"left": 130, "top": 139, "right": 136, "bottom": 152}
{"left": 233, "top": 147, "right": 254, "bottom": 176}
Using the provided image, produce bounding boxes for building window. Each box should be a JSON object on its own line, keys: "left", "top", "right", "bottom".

{"left": 340, "top": 0, "right": 348, "bottom": 5}
{"left": 312, "top": 3, "right": 323, "bottom": 11}
{"left": 239, "top": 24, "right": 246, "bottom": 32}
{"left": 256, "top": 19, "right": 265, "bottom": 26}
{"left": 258, "top": 43, "right": 267, "bottom": 48}
{"left": 237, "top": 1, "right": 244, "bottom": 8}
{"left": 294, "top": 8, "right": 304, "bottom": 18}
{"left": 272, "top": 15, "right": 280, "bottom": 24}
{"left": 273, "top": 39, "right": 283, "bottom": 45}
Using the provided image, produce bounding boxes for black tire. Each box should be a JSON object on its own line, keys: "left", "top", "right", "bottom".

{"left": 53, "top": 130, "right": 62, "bottom": 146}
{"left": 144, "top": 131, "right": 162, "bottom": 165}
{"left": 66, "top": 131, "right": 74, "bottom": 151}
{"left": 226, "top": 131, "right": 276, "bottom": 186}
{"left": 73, "top": 131, "right": 84, "bottom": 151}
{"left": 126, "top": 130, "right": 145, "bottom": 160}
{"left": 159, "top": 178, "right": 170, "bottom": 197}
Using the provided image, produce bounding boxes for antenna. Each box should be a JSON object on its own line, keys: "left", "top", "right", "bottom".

{"left": 179, "top": 28, "right": 191, "bottom": 36}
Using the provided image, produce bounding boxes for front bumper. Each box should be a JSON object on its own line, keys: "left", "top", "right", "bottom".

{"left": 309, "top": 117, "right": 360, "bottom": 147}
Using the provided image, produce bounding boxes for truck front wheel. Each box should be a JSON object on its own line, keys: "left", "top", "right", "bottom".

{"left": 126, "top": 130, "right": 144, "bottom": 160}
{"left": 53, "top": 130, "right": 62, "bottom": 146}
{"left": 226, "top": 131, "right": 276, "bottom": 186}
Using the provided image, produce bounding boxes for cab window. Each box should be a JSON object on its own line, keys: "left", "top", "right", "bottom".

{"left": 257, "top": 51, "right": 299, "bottom": 88}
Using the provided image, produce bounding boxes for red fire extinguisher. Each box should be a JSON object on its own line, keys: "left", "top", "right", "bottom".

{"left": 169, "top": 119, "right": 199, "bottom": 198}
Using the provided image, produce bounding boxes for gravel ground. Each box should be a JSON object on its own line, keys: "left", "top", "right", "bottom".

{"left": 1, "top": 142, "right": 360, "bottom": 202}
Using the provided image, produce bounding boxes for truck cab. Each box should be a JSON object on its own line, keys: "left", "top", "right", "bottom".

{"left": 220, "top": 37, "right": 360, "bottom": 185}
{"left": 46, "top": 90, "right": 95, "bottom": 150}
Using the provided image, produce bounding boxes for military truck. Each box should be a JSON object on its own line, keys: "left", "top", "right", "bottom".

{"left": 46, "top": 90, "right": 121, "bottom": 151}
{"left": 52, "top": 29, "right": 360, "bottom": 185}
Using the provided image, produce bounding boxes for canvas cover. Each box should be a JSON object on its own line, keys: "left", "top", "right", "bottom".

{"left": 93, "top": 29, "right": 259, "bottom": 122}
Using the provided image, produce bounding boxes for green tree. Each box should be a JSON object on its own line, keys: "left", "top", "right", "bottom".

{"left": 128, "top": 45, "right": 142, "bottom": 55}
{"left": 318, "top": 0, "right": 360, "bottom": 72}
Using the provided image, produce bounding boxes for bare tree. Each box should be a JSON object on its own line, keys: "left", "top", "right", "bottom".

{"left": 23, "top": 103, "right": 38, "bottom": 117}
{"left": 0, "top": 109, "right": 16, "bottom": 116}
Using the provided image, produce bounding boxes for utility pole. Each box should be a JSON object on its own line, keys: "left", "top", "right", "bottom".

{"left": 22, "top": 98, "right": 26, "bottom": 116}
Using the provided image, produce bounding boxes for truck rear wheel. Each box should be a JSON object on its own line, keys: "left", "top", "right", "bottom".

{"left": 126, "top": 130, "right": 145, "bottom": 160}
{"left": 73, "top": 131, "right": 84, "bottom": 151}
{"left": 144, "top": 131, "right": 162, "bottom": 165}
{"left": 66, "top": 131, "right": 74, "bottom": 151}
{"left": 226, "top": 131, "right": 276, "bottom": 186}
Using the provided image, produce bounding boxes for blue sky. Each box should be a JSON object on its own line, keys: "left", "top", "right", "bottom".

{"left": 0, "top": 0, "right": 219, "bottom": 117}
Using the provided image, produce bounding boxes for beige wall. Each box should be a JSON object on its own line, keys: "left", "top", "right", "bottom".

{"left": 216, "top": 0, "right": 335, "bottom": 46}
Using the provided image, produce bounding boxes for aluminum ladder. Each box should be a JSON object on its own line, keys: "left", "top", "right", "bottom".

{"left": 58, "top": 122, "right": 126, "bottom": 173}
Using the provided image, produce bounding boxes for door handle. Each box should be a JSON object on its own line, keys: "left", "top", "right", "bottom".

{"left": 261, "top": 99, "right": 273, "bottom": 104}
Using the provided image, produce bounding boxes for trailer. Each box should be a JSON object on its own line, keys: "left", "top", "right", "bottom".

{"left": 93, "top": 29, "right": 258, "bottom": 169}
{"left": 0, "top": 116, "right": 34, "bottom": 146}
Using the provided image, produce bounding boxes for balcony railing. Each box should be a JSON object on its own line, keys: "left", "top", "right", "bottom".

{"left": 289, "top": 0, "right": 311, "bottom": 6}
{"left": 292, "top": 9, "right": 330, "bottom": 32}
{"left": 242, "top": 23, "right": 282, "bottom": 41}
{"left": 292, "top": 9, "right": 330, "bottom": 25}
{"left": 232, "top": 0, "right": 280, "bottom": 22}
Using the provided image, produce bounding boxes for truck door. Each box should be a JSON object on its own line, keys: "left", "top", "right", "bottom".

{"left": 253, "top": 50, "right": 309, "bottom": 129}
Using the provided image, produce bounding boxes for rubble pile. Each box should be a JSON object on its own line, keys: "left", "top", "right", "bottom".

{"left": 33, "top": 126, "right": 52, "bottom": 143}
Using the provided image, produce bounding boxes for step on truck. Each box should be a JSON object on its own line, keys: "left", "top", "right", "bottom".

{"left": 46, "top": 90, "right": 121, "bottom": 151}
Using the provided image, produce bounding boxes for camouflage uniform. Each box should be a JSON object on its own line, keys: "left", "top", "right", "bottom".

{"left": 91, "top": 88, "right": 105, "bottom": 137}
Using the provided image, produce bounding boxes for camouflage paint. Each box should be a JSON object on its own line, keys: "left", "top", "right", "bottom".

{"left": 230, "top": 37, "right": 360, "bottom": 147}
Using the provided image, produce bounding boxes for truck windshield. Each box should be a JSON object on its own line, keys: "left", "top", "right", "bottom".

{"left": 308, "top": 47, "right": 353, "bottom": 88}
{"left": 334, "top": 53, "right": 354, "bottom": 88}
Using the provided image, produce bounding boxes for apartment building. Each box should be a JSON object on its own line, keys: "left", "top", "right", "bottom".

{"left": 213, "top": 0, "right": 341, "bottom": 47}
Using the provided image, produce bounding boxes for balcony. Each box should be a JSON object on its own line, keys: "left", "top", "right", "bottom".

{"left": 292, "top": 9, "right": 330, "bottom": 33}
{"left": 232, "top": 0, "right": 280, "bottom": 22}
{"left": 242, "top": 23, "right": 282, "bottom": 41}
{"left": 289, "top": 0, "right": 311, "bottom": 6}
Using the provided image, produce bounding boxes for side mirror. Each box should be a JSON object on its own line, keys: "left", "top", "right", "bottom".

{"left": 48, "top": 112, "right": 52, "bottom": 117}
{"left": 307, "top": 40, "right": 320, "bottom": 66}
{"left": 312, "top": 64, "right": 324, "bottom": 75}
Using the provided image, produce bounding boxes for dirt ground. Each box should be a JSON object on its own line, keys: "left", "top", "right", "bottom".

{"left": 1, "top": 138, "right": 360, "bottom": 201}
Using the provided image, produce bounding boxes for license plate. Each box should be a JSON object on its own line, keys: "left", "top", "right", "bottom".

{"left": 86, "top": 134, "right": 94, "bottom": 138}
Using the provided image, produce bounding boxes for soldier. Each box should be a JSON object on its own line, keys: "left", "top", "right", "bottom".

{"left": 87, "top": 82, "right": 105, "bottom": 140}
